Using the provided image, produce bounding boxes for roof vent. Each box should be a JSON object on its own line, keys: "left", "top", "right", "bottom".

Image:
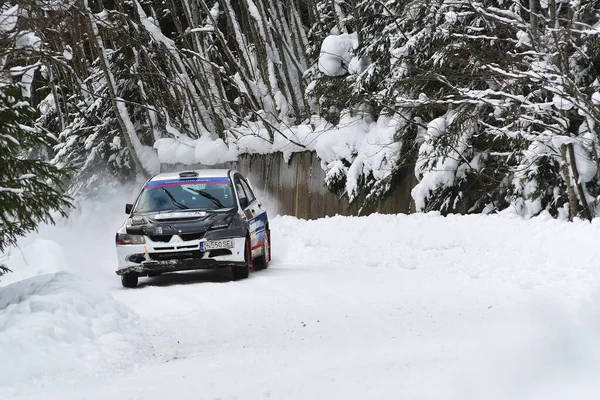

{"left": 179, "top": 171, "right": 199, "bottom": 178}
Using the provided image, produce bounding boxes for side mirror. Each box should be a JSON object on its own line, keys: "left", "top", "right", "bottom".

{"left": 125, "top": 203, "right": 133, "bottom": 214}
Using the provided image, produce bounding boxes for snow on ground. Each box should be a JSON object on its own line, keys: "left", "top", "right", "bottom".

{"left": 0, "top": 187, "right": 146, "bottom": 398}
{"left": 2, "top": 191, "right": 600, "bottom": 399}
{"left": 0, "top": 273, "right": 141, "bottom": 396}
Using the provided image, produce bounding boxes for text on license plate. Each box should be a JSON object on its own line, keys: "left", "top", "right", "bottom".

{"left": 200, "top": 239, "right": 235, "bottom": 251}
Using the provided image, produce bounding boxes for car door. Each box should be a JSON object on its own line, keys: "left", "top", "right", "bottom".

{"left": 233, "top": 174, "right": 267, "bottom": 256}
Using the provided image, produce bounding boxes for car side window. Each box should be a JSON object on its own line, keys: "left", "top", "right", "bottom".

{"left": 240, "top": 179, "right": 256, "bottom": 203}
{"left": 234, "top": 178, "right": 248, "bottom": 207}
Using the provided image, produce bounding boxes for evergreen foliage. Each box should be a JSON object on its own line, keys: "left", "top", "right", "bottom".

{"left": 0, "top": 84, "right": 72, "bottom": 252}
{"left": 2, "top": 0, "right": 600, "bottom": 226}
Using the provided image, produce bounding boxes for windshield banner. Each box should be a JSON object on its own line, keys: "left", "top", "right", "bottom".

{"left": 144, "top": 177, "right": 230, "bottom": 189}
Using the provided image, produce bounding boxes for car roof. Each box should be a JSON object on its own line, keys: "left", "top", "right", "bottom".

{"left": 149, "top": 169, "right": 234, "bottom": 182}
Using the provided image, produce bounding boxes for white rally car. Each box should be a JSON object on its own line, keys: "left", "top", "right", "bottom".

{"left": 115, "top": 169, "right": 270, "bottom": 288}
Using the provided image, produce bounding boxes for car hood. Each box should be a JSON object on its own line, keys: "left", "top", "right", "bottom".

{"left": 125, "top": 209, "right": 236, "bottom": 237}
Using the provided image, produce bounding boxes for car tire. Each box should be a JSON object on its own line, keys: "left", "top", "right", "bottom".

{"left": 253, "top": 228, "right": 270, "bottom": 271}
{"left": 121, "top": 273, "right": 138, "bottom": 288}
{"left": 232, "top": 236, "right": 251, "bottom": 280}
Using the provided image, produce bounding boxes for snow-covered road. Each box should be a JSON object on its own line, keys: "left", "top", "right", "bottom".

{"left": 2, "top": 195, "right": 600, "bottom": 400}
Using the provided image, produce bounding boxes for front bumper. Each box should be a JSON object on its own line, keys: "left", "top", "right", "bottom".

{"left": 116, "top": 258, "right": 247, "bottom": 276}
{"left": 116, "top": 236, "right": 246, "bottom": 276}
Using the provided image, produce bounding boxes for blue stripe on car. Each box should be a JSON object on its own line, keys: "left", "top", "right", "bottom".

{"left": 144, "top": 177, "right": 231, "bottom": 189}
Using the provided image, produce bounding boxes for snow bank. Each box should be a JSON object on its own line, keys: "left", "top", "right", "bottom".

{"left": 3, "top": 194, "right": 600, "bottom": 399}
{"left": 0, "top": 272, "right": 140, "bottom": 392}
{"left": 273, "top": 212, "right": 600, "bottom": 399}
{"left": 0, "top": 187, "right": 147, "bottom": 397}
{"left": 274, "top": 212, "right": 600, "bottom": 296}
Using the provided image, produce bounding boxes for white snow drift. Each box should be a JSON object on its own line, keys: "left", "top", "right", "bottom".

{"left": 0, "top": 273, "right": 141, "bottom": 393}
{"left": 2, "top": 194, "right": 600, "bottom": 399}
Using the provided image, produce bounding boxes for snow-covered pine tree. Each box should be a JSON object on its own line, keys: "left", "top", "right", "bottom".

{"left": 47, "top": 60, "right": 138, "bottom": 195}
{"left": 305, "top": 1, "right": 414, "bottom": 209}
{"left": 347, "top": 0, "right": 419, "bottom": 209}
{"left": 19, "top": 1, "right": 140, "bottom": 194}
{"left": 390, "top": 0, "right": 522, "bottom": 215}
{"left": 0, "top": 83, "right": 72, "bottom": 252}
{"left": 298, "top": 0, "right": 600, "bottom": 219}
{"left": 506, "top": 0, "right": 600, "bottom": 220}
{"left": 32, "top": 0, "right": 318, "bottom": 193}
{"left": 305, "top": 0, "right": 356, "bottom": 124}
{"left": 368, "top": 0, "right": 600, "bottom": 219}
{"left": 0, "top": 1, "right": 71, "bottom": 253}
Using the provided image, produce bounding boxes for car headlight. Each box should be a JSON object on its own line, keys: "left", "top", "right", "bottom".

{"left": 116, "top": 233, "right": 146, "bottom": 245}
{"left": 129, "top": 216, "right": 147, "bottom": 225}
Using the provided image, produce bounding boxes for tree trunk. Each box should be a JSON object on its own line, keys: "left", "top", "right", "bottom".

{"left": 530, "top": 0, "right": 539, "bottom": 36}
{"left": 567, "top": 142, "right": 592, "bottom": 221}
{"left": 80, "top": 0, "right": 149, "bottom": 177}
{"left": 560, "top": 144, "right": 578, "bottom": 221}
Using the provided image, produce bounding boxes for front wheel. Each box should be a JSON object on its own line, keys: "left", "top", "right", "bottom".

{"left": 121, "top": 273, "right": 138, "bottom": 288}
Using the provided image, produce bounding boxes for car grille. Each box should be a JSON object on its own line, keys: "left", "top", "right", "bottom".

{"left": 148, "top": 232, "right": 205, "bottom": 242}
{"left": 149, "top": 250, "right": 203, "bottom": 261}
{"left": 180, "top": 232, "right": 205, "bottom": 241}
{"left": 149, "top": 235, "right": 172, "bottom": 242}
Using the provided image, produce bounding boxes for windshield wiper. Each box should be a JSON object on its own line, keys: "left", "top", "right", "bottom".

{"left": 188, "top": 188, "right": 225, "bottom": 209}
{"left": 161, "top": 187, "right": 189, "bottom": 209}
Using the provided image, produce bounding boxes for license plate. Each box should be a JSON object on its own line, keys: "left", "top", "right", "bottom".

{"left": 200, "top": 239, "right": 235, "bottom": 251}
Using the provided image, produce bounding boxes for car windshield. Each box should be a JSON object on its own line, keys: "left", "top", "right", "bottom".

{"left": 134, "top": 178, "right": 236, "bottom": 213}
